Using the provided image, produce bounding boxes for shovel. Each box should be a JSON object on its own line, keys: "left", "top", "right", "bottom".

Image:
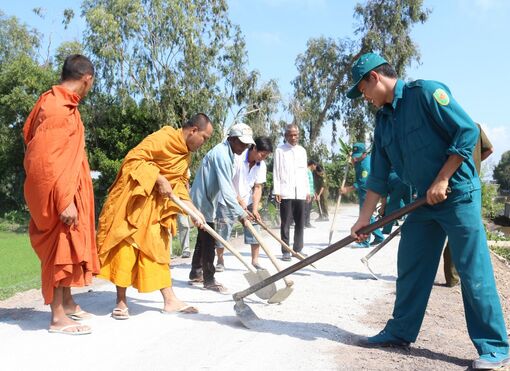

{"left": 171, "top": 195, "right": 277, "bottom": 300}
{"left": 317, "top": 195, "right": 323, "bottom": 218}
{"left": 244, "top": 220, "right": 294, "bottom": 303}
{"left": 361, "top": 225, "right": 402, "bottom": 280}
{"left": 233, "top": 197, "right": 428, "bottom": 328}
{"left": 328, "top": 157, "right": 351, "bottom": 245}
{"left": 255, "top": 216, "right": 317, "bottom": 269}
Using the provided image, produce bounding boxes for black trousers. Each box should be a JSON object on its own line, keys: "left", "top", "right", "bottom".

{"left": 304, "top": 200, "right": 313, "bottom": 225}
{"left": 280, "top": 199, "right": 305, "bottom": 253}
{"left": 190, "top": 222, "right": 216, "bottom": 284}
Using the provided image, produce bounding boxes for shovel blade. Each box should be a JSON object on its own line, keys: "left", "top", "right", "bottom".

{"left": 267, "top": 286, "right": 294, "bottom": 304}
{"left": 361, "top": 258, "right": 379, "bottom": 280}
{"left": 234, "top": 299, "right": 260, "bottom": 329}
{"left": 244, "top": 269, "right": 277, "bottom": 300}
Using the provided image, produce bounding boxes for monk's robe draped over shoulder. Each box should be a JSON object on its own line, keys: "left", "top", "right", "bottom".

{"left": 97, "top": 126, "right": 191, "bottom": 265}
{"left": 23, "top": 85, "right": 99, "bottom": 305}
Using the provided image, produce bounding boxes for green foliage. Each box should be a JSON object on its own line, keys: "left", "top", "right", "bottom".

{"left": 292, "top": 0, "right": 430, "bottom": 152}
{"left": 481, "top": 181, "right": 504, "bottom": 220}
{"left": 81, "top": 0, "right": 271, "bottom": 129}
{"left": 0, "top": 22, "right": 58, "bottom": 211}
{"left": 490, "top": 246, "right": 510, "bottom": 263}
{"left": 0, "top": 231, "right": 40, "bottom": 300}
{"left": 0, "top": 11, "right": 40, "bottom": 64}
{"left": 493, "top": 150, "right": 510, "bottom": 190}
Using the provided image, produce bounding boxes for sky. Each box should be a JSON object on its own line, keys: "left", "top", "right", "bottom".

{"left": 2, "top": 0, "right": 509, "bottom": 172}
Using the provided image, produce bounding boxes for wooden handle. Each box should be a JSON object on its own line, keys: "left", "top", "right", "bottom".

{"left": 245, "top": 221, "right": 293, "bottom": 286}
{"left": 171, "top": 195, "right": 255, "bottom": 273}
{"left": 233, "top": 197, "right": 427, "bottom": 301}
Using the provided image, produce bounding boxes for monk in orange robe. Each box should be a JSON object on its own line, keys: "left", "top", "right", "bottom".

{"left": 97, "top": 113, "right": 213, "bottom": 318}
{"left": 23, "top": 55, "right": 100, "bottom": 335}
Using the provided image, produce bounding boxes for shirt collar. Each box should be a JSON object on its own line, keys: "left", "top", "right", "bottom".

{"left": 391, "top": 79, "right": 405, "bottom": 109}
{"left": 245, "top": 149, "right": 260, "bottom": 166}
{"left": 380, "top": 79, "right": 404, "bottom": 115}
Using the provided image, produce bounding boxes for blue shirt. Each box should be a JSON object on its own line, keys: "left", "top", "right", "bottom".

{"left": 367, "top": 79, "right": 479, "bottom": 197}
{"left": 191, "top": 141, "right": 246, "bottom": 222}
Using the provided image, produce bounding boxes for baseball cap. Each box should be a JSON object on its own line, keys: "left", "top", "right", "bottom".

{"left": 347, "top": 53, "right": 388, "bottom": 99}
{"left": 352, "top": 142, "right": 367, "bottom": 158}
{"left": 227, "top": 123, "right": 255, "bottom": 145}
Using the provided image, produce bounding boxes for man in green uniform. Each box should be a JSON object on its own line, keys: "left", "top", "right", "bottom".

{"left": 347, "top": 52, "right": 508, "bottom": 370}
{"left": 341, "top": 143, "right": 384, "bottom": 247}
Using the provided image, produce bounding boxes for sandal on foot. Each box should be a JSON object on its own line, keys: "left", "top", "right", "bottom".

{"left": 161, "top": 305, "right": 199, "bottom": 315}
{"left": 48, "top": 324, "right": 92, "bottom": 335}
{"left": 203, "top": 281, "right": 229, "bottom": 294}
{"left": 111, "top": 307, "right": 129, "bottom": 320}
{"left": 66, "top": 310, "right": 93, "bottom": 321}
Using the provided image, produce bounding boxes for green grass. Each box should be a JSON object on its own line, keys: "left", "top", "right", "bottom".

{"left": 0, "top": 231, "right": 40, "bottom": 300}
{"left": 491, "top": 245, "right": 510, "bottom": 262}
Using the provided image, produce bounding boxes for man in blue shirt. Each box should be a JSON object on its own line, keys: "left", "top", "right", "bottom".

{"left": 341, "top": 142, "right": 384, "bottom": 247}
{"left": 346, "top": 52, "right": 509, "bottom": 370}
{"left": 189, "top": 123, "right": 253, "bottom": 294}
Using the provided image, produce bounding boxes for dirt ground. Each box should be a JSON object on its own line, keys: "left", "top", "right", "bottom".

{"left": 0, "top": 204, "right": 509, "bottom": 371}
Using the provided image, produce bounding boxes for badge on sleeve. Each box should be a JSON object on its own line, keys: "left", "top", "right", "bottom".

{"left": 433, "top": 88, "right": 450, "bottom": 106}
{"left": 362, "top": 170, "right": 368, "bottom": 178}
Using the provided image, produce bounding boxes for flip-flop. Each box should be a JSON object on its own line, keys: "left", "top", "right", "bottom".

{"left": 111, "top": 307, "right": 129, "bottom": 320}
{"left": 161, "top": 305, "right": 199, "bottom": 315}
{"left": 48, "top": 324, "right": 92, "bottom": 335}
{"left": 203, "top": 282, "right": 229, "bottom": 295}
{"left": 66, "top": 310, "right": 93, "bottom": 321}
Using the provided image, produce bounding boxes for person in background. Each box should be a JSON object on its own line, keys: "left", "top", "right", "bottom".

{"left": 304, "top": 160, "right": 317, "bottom": 228}
{"left": 273, "top": 124, "right": 310, "bottom": 261}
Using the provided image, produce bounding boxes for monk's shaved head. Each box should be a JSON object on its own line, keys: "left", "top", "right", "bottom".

{"left": 182, "top": 113, "right": 212, "bottom": 131}
{"left": 61, "top": 54, "right": 95, "bottom": 82}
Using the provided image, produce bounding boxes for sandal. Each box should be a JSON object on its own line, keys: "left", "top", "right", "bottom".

{"left": 111, "top": 307, "right": 129, "bottom": 320}
{"left": 48, "top": 324, "right": 92, "bottom": 335}
{"left": 161, "top": 305, "right": 199, "bottom": 315}
{"left": 203, "top": 281, "right": 229, "bottom": 294}
{"left": 66, "top": 310, "right": 93, "bottom": 321}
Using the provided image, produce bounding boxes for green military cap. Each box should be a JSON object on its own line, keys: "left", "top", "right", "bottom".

{"left": 352, "top": 142, "right": 366, "bottom": 158}
{"left": 347, "top": 53, "right": 388, "bottom": 99}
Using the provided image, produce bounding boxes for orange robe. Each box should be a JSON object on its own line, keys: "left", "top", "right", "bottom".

{"left": 97, "top": 127, "right": 191, "bottom": 266}
{"left": 23, "top": 85, "right": 99, "bottom": 305}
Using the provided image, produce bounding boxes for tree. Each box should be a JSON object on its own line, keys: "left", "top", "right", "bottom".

{"left": 81, "top": 0, "right": 274, "bottom": 127}
{"left": 292, "top": 0, "right": 430, "bottom": 149}
{"left": 0, "top": 12, "right": 58, "bottom": 212}
{"left": 494, "top": 151, "right": 510, "bottom": 190}
{"left": 81, "top": 0, "right": 282, "bottom": 207}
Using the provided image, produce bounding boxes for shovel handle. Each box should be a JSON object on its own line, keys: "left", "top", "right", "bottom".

{"left": 233, "top": 197, "right": 428, "bottom": 301}
{"left": 171, "top": 195, "right": 256, "bottom": 273}
{"left": 245, "top": 221, "right": 293, "bottom": 286}
{"left": 255, "top": 215, "right": 315, "bottom": 267}
{"left": 328, "top": 157, "right": 351, "bottom": 245}
{"left": 362, "top": 225, "right": 402, "bottom": 262}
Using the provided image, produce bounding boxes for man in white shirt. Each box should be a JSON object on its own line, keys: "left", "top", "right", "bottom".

{"left": 273, "top": 124, "right": 310, "bottom": 261}
{"left": 215, "top": 137, "right": 273, "bottom": 271}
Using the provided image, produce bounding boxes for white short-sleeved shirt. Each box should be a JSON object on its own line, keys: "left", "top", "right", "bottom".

{"left": 219, "top": 149, "right": 267, "bottom": 206}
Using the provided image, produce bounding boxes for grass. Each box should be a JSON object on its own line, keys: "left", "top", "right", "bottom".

{"left": 0, "top": 231, "right": 40, "bottom": 300}
{"left": 491, "top": 246, "right": 510, "bottom": 262}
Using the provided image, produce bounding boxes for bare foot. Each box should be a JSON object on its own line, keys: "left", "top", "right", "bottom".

{"left": 163, "top": 299, "right": 198, "bottom": 314}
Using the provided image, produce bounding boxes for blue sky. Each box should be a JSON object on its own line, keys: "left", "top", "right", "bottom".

{"left": 2, "top": 0, "right": 509, "bottom": 171}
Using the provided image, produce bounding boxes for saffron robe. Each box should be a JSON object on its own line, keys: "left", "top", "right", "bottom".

{"left": 23, "top": 85, "right": 99, "bottom": 304}
{"left": 96, "top": 127, "right": 191, "bottom": 266}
